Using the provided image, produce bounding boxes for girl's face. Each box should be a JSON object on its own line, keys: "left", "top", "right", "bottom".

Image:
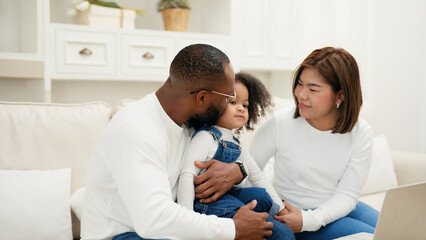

{"left": 216, "top": 81, "right": 249, "bottom": 130}
{"left": 294, "top": 67, "right": 342, "bottom": 130}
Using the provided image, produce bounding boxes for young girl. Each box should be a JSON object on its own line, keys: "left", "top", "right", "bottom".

{"left": 178, "top": 72, "right": 294, "bottom": 240}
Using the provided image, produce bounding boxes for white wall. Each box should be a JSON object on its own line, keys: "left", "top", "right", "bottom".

{"left": 256, "top": 0, "right": 426, "bottom": 153}
{"left": 369, "top": 0, "right": 426, "bottom": 152}
{"left": 290, "top": 0, "right": 426, "bottom": 153}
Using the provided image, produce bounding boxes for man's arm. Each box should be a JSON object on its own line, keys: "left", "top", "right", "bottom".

{"left": 194, "top": 160, "right": 244, "bottom": 203}
{"left": 107, "top": 126, "right": 236, "bottom": 239}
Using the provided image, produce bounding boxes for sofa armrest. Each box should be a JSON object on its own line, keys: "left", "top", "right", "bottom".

{"left": 391, "top": 150, "right": 426, "bottom": 186}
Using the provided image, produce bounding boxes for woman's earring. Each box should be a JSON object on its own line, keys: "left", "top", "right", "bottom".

{"left": 337, "top": 103, "right": 340, "bottom": 109}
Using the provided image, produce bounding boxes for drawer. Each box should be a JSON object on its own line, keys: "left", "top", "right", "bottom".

{"left": 55, "top": 30, "right": 116, "bottom": 74}
{"left": 121, "top": 35, "right": 174, "bottom": 78}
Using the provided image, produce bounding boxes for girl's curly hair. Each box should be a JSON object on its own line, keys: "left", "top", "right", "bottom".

{"left": 235, "top": 72, "right": 273, "bottom": 134}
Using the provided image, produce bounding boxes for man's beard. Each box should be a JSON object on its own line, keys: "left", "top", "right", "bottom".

{"left": 186, "top": 103, "right": 223, "bottom": 130}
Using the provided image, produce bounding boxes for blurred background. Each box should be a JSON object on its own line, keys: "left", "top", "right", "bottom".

{"left": 0, "top": 0, "right": 425, "bottom": 153}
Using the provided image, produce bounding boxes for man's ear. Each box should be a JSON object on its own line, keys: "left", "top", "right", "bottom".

{"left": 194, "top": 91, "right": 208, "bottom": 107}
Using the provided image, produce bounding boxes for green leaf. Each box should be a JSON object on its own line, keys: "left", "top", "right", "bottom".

{"left": 89, "top": 0, "right": 121, "bottom": 9}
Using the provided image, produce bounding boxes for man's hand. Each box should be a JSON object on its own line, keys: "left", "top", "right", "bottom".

{"left": 233, "top": 200, "right": 273, "bottom": 240}
{"left": 274, "top": 202, "right": 303, "bottom": 233}
{"left": 194, "top": 160, "right": 242, "bottom": 203}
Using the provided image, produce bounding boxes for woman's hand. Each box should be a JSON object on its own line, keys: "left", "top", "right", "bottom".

{"left": 274, "top": 202, "right": 303, "bottom": 233}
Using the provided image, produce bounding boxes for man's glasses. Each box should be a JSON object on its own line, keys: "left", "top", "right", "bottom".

{"left": 190, "top": 89, "right": 236, "bottom": 102}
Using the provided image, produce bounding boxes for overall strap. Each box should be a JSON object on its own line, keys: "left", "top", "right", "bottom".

{"left": 192, "top": 125, "right": 239, "bottom": 150}
{"left": 191, "top": 125, "right": 222, "bottom": 141}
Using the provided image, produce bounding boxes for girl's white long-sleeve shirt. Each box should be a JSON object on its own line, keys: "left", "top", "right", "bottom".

{"left": 249, "top": 106, "right": 373, "bottom": 232}
{"left": 178, "top": 126, "right": 285, "bottom": 212}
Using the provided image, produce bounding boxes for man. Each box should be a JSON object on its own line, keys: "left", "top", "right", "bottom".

{"left": 81, "top": 44, "right": 273, "bottom": 240}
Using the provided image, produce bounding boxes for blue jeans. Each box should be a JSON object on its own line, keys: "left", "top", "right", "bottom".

{"left": 194, "top": 187, "right": 279, "bottom": 218}
{"left": 194, "top": 187, "right": 294, "bottom": 240}
{"left": 112, "top": 227, "right": 294, "bottom": 240}
{"left": 113, "top": 219, "right": 294, "bottom": 240}
{"left": 112, "top": 232, "right": 160, "bottom": 240}
{"left": 295, "top": 201, "right": 379, "bottom": 240}
{"left": 112, "top": 188, "right": 294, "bottom": 240}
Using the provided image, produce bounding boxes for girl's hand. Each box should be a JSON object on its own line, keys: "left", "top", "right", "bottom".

{"left": 274, "top": 202, "right": 303, "bottom": 233}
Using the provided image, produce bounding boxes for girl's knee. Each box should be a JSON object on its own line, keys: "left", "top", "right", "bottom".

{"left": 254, "top": 195, "right": 273, "bottom": 212}
{"left": 268, "top": 218, "right": 295, "bottom": 240}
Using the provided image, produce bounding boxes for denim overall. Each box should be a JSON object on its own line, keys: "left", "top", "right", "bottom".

{"left": 192, "top": 125, "right": 278, "bottom": 218}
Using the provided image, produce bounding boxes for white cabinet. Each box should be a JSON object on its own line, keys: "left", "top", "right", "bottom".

{"left": 0, "top": 0, "right": 43, "bottom": 59}
{"left": 49, "top": 24, "right": 231, "bottom": 83}
{"left": 54, "top": 28, "right": 117, "bottom": 76}
{"left": 0, "top": 0, "right": 46, "bottom": 102}
{"left": 231, "top": 0, "right": 295, "bottom": 71}
{"left": 0, "top": 0, "right": 44, "bottom": 78}
{"left": 121, "top": 34, "right": 174, "bottom": 79}
{"left": 1, "top": 0, "right": 298, "bottom": 104}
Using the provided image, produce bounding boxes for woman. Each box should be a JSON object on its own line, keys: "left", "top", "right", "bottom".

{"left": 249, "top": 47, "right": 379, "bottom": 240}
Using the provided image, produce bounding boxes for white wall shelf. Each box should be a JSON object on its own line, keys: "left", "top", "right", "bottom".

{"left": 1, "top": 0, "right": 296, "bottom": 106}
{"left": 48, "top": 23, "right": 231, "bottom": 82}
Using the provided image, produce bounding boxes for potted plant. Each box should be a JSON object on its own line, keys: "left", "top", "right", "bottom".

{"left": 157, "top": 0, "right": 191, "bottom": 32}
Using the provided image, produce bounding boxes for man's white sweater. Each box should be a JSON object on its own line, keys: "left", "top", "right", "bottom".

{"left": 81, "top": 93, "right": 235, "bottom": 240}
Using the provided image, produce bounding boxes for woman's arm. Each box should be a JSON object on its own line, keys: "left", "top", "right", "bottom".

{"left": 177, "top": 132, "right": 214, "bottom": 210}
{"left": 249, "top": 115, "right": 278, "bottom": 170}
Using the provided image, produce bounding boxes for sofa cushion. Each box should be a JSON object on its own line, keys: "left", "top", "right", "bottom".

{"left": 0, "top": 168, "right": 72, "bottom": 240}
{"left": 359, "top": 192, "right": 386, "bottom": 212}
{"left": 0, "top": 101, "right": 112, "bottom": 192}
{"left": 71, "top": 187, "right": 85, "bottom": 221}
{"left": 112, "top": 98, "right": 136, "bottom": 116}
{"left": 392, "top": 150, "right": 426, "bottom": 186}
{"left": 362, "top": 135, "right": 398, "bottom": 195}
{"left": 0, "top": 101, "right": 112, "bottom": 239}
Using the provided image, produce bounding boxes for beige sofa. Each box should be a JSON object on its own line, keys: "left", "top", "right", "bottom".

{"left": 1, "top": 97, "right": 425, "bottom": 240}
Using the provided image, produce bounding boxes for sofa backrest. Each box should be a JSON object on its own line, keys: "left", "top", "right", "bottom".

{"left": 0, "top": 101, "right": 112, "bottom": 239}
{"left": 0, "top": 101, "right": 112, "bottom": 194}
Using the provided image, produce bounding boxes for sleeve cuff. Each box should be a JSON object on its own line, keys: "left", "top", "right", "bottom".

{"left": 218, "top": 218, "right": 236, "bottom": 240}
{"left": 301, "top": 209, "right": 323, "bottom": 232}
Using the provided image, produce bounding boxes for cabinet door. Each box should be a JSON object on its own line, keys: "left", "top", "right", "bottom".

{"left": 232, "top": 0, "right": 269, "bottom": 69}
{"left": 55, "top": 30, "right": 116, "bottom": 75}
{"left": 120, "top": 34, "right": 174, "bottom": 80}
{"left": 269, "top": 0, "right": 293, "bottom": 69}
{"left": 232, "top": 0, "right": 294, "bottom": 70}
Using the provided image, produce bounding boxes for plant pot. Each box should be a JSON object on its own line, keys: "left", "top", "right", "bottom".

{"left": 161, "top": 8, "right": 190, "bottom": 32}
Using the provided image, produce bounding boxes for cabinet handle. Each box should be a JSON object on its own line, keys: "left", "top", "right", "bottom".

{"left": 79, "top": 48, "right": 93, "bottom": 55}
{"left": 142, "top": 52, "right": 154, "bottom": 59}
